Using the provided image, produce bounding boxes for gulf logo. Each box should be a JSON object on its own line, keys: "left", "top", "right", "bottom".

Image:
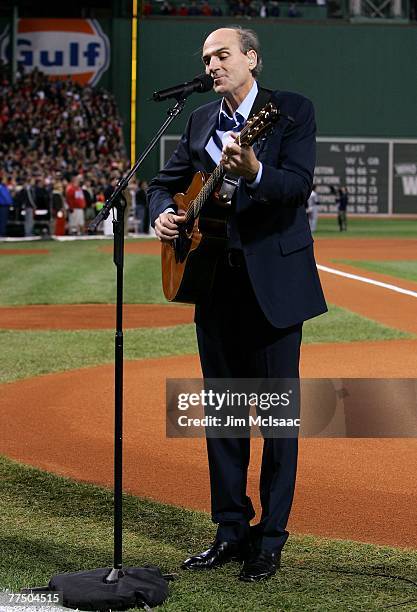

{"left": 0, "top": 19, "right": 110, "bottom": 86}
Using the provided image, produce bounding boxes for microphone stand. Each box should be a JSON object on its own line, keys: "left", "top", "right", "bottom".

{"left": 92, "top": 97, "right": 187, "bottom": 583}
{"left": 42, "top": 96, "right": 190, "bottom": 609}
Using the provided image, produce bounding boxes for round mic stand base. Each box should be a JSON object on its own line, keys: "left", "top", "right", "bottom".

{"left": 47, "top": 565, "right": 169, "bottom": 611}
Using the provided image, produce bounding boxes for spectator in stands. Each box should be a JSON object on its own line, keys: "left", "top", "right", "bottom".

{"left": 188, "top": 1, "right": 202, "bottom": 14}
{"left": 260, "top": 1, "right": 269, "bottom": 16}
{"left": 14, "top": 177, "right": 37, "bottom": 237}
{"left": 269, "top": 1, "right": 280, "bottom": 16}
{"left": 51, "top": 180, "right": 65, "bottom": 216}
{"left": 82, "top": 177, "right": 96, "bottom": 224}
{"left": 135, "top": 179, "right": 150, "bottom": 234}
{"left": 178, "top": 3, "right": 190, "bottom": 15}
{"left": 143, "top": 0, "right": 153, "bottom": 14}
{"left": 34, "top": 175, "right": 49, "bottom": 210}
{"left": 201, "top": 1, "right": 213, "bottom": 15}
{"left": 0, "top": 175, "right": 13, "bottom": 237}
{"left": 66, "top": 174, "right": 86, "bottom": 235}
{"left": 212, "top": 5, "right": 223, "bottom": 14}
{"left": 288, "top": 2, "right": 302, "bottom": 15}
{"left": 94, "top": 193, "right": 105, "bottom": 216}
{"left": 104, "top": 176, "right": 118, "bottom": 201}
{"left": 160, "top": 0, "right": 176, "bottom": 14}
{"left": 231, "top": 0, "right": 246, "bottom": 14}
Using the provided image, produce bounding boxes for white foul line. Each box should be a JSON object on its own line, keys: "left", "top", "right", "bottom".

{"left": 317, "top": 265, "right": 417, "bottom": 299}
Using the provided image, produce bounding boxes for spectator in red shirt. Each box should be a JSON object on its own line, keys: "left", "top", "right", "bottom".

{"left": 65, "top": 174, "right": 86, "bottom": 235}
{"left": 143, "top": 1, "right": 153, "bottom": 14}
{"left": 200, "top": 1, "right": 213, "bottom": 15}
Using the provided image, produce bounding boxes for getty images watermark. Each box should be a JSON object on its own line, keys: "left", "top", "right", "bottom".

{"left": 176, "top": 386, "right": 298, "bottom": 427}
{"left": 166, "top": 378, "right": 417, "bottom": 438}
{"left": 167, "top": 378, "right": 299, "bottom": 438}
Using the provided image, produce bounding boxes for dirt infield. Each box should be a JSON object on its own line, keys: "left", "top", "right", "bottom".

{"left": 1, "top": 236, "right": 417, "bottom": 549}
{"left": 315, "top": 237, "right": 417, "bottom": 262}
{"left": 1, "top": 344, "right": 416, "bottom": 549}
{"left": 100, "top": 241, "right": 160, "bottom": 256}
{"left": 0, "top": 304, "right": 193, "bottom": 330}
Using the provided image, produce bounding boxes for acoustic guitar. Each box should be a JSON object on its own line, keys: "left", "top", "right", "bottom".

{"left": 161, "top": 102, "right": 280, "bottom": 304}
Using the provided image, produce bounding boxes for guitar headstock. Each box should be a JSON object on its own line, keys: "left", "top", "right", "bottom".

{"left": 238, "top": 103, "right": 279, "bottom": 147}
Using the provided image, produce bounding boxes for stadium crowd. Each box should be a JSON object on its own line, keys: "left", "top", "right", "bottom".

{"left": 142, "top": 0, "right": 324, "bottom": 17}
{"left": 142, "top": 0, "right": 417, "bottom": 18}
{"left": 0, "top": 63, "right": 149, "bottom": 237}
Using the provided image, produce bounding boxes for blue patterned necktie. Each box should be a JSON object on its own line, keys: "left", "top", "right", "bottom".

{"left": 212, "top": 110, "right": 245, "bottom": 153}
{"left": 218, "top": 110, "right": 245, "bottom": 133}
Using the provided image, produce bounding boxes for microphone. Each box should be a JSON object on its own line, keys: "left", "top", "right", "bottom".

{"left": 152, "top": 73, "right": 214, "bottom": 102}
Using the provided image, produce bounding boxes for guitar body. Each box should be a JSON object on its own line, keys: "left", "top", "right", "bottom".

{"left": 160, "top": 101, "right": 280, "bottom": 304}
{"left": 161, "top": 171, "right": 230, "bottom": 303}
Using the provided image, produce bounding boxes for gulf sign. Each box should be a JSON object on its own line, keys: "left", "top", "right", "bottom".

{"left": 0, "top": 19, "right": 110, "bottom": 85}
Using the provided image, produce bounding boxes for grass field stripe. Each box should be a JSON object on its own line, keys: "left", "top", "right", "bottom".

{"left": 317, "top": 265, "right": 417, "bottom": 298}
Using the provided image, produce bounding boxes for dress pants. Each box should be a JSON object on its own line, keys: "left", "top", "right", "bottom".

{"left": 195, "top": 251, "right": 302, "bottom": 554}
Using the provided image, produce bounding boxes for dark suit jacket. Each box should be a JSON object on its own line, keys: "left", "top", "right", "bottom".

{"left": 148, "top": 87, "right": 327, "bottom": 328}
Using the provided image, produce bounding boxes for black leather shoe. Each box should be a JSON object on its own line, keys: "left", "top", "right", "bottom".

{"left": 239, "top": 550, "right": 280, "bottom": 582}
{"left": 182, "top": 541, "right": 243, "bottom": 570}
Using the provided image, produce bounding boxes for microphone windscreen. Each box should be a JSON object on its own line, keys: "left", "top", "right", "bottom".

{"left": 194, "top": 73, "right": 214, "bottom": 93}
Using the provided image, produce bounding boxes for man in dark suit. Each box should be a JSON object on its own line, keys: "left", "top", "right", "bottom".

{"left": 148, "top": 26, "right": 327, "bottom": 582}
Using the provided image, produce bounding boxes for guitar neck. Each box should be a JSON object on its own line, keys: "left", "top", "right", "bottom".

{"left": 185, "top": 163, "right": 226, "bottom": 223}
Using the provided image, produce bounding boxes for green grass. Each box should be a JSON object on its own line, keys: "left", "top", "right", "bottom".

{"left": 315, "top": 217, "right": 417, "bottom": 238}
{"left": 0, "top": 306, "right": 410, "bottom": 384}
{"left": 0, "top": 239, "right": 164, "bottom": 305}
{"left": 0, "top": 325, "right": 198, "bottom": 383}
{"left": 303, "top": 305, "right": 409, "bottom": 343}
{"left": 1, "top": 456, "right": 417, "bottom": 611}
{"left": 335, "top": 259, "right": 417, "bottom": 284}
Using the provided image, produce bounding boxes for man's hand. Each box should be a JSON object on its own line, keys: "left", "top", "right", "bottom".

{"left": 155, "top": 209, "right": 186, "bottom": 242}
{"left": 221, "top": 132, "right": 260, "bottom": 181}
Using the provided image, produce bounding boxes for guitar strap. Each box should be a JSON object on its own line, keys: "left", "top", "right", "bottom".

{"left": 217, "top": 86, "right": 273, "bottom": 205}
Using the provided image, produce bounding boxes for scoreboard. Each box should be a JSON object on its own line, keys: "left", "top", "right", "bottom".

{"left": 315, "top": 140, "right": 389, "bottom": 214}
{"left": 316, "top": 139, "right": 417, "bottom": 215}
